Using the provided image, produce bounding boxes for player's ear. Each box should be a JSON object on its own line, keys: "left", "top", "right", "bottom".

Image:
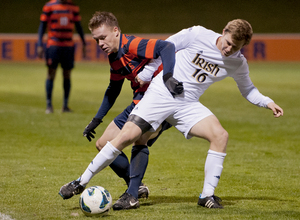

{"left": 113, "top": 27, "right": 119, "bottom": 37}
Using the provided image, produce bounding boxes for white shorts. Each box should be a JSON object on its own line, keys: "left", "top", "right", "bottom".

{"left": 130, "top": 82, "right": 213, "bottom": 139}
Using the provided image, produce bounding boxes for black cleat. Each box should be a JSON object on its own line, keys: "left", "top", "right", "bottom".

{"left": 112, "top": 192, "right": 140, "bottom": 210}
{"left": 62, "top": 107, "right": 72, "bottom": 113}
{"left": 197, "top": 195, "right": 223, "bottom": 209}
{"left": 59, "top": 180, "right": 85, "bottom": 199}
{"left": 138, "top": 183, "right": 150, "bottom": 199}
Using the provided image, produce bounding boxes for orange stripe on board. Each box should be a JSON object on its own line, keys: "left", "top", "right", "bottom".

{"left": 145, "top": 39, "right": 157, "bottom": 59}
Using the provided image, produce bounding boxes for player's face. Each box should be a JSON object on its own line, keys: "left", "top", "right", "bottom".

{"left": 218, "top": 31, "right": 245, "bottom": 57}
{"left": 91, "top": 24, "right": 120, "bottom": 54}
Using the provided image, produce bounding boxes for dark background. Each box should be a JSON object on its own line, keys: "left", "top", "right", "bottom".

{"left": 1, "top": 0, "right": 299, "bottom": 34}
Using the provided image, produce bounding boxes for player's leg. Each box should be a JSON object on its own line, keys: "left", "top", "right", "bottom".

{"left": 45, "top": 46, "right": 59, "bottom": 114}
{"left": 45, "top": 68, "right": 56, "bottom": 114}
{"left": 80, "top": 121, "right": 142, "bottom": 185}
{"left": 61, "top": 47, "right": 74, "bottom": 112}
{"left": 125, "top": 122, "right": 170, "bottom": 199}
{"left": 62, "top": 69, "right": 72, "bottom": 112}
{"left": 96, "top": 120, "right": 131, "bottom": 186}
{"left": 188, "top": 115, "right": 228, "bottom": 208}
{"left": 110, "top": 120, "right": 154, "bottom": 210}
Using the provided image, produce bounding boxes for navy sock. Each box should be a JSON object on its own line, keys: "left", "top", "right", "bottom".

{"left": 127, "top": 145, "right": 149, "bottom": 198}
{"left": 109, "top": 152, "right": 130, "bottom": 186}
{"left": 63, "top": 78, "right": 71, "bottom": 108}
{"left": 46, "top": 79, "right": 53, "bottom": 107}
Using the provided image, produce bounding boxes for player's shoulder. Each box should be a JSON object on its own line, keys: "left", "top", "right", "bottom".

{"left": 124, "top": 34, "right": 137, "bottom": 41}
{"left": 185, "top": 25, "right": 216, "bottom": 34}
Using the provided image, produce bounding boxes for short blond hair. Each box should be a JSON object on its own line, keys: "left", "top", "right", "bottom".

{"left": 224, "top": 19, "right": 253, "bottom": 45}
{"left": 88, "top": 11, "right": 121, "bottom": 32}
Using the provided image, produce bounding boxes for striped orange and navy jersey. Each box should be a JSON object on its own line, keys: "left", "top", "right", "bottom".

{"left": 109, "top": 34, "right": 163, "bottom": 96}
{"left": 40, "top": 0, "right": 81, "bottom": 47}
{"left": 94, "top": 34, "right": 168, "bottom": 119}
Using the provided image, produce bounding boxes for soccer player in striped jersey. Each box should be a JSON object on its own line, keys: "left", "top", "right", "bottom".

{"left": 37, "top": 0, "right": 86, "bottom": 114}
{"left": 59, "top": 11, "right": 182, "bottom": 210}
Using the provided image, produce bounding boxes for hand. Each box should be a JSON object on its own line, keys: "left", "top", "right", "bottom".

{"left": 267, "top": 102, "right": 284, "bottom": 118}
{"left": 83, "top": 118, "right": 103, "bottom": 141}
{"left": 135, "top": 75, "right": 149, "bottom": 87}
{"left": 163, "top": 72, "right": 184, "bottom": 97}
{"left": 37, "top": 46, "right": 44, "bottom": 59}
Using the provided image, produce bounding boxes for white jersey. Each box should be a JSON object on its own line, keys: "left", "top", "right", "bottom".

{"left": 132, "top": 26, "right": 274, "bottom": 138}
{"left": 139, "top": 26, "right": 273, "bottom": 107}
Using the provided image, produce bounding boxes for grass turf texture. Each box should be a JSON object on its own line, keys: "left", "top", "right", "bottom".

{"left": 0, "top": 62, "right": 299, "bottom": 220}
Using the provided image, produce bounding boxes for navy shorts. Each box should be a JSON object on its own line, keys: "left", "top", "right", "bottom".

{"left": 45, "top": 46, "right": 75, "bottom": 70}
{"left": 114, "top": 102, "right": 135, "bottom": 129}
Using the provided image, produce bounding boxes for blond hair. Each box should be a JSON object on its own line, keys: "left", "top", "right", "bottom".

{"left": 224, "top": 19, "right": 253, "bottom": 45}
{"left": 88, "top": 11, "right": 121, "bottom": 32}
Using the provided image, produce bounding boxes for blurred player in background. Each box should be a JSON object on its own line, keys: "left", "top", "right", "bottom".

{"left": 37, "top": 0, "right": 86, "bottom": 114}
{"left": 59, "top": 11, "right": 177, "bottom": 210}
{"left": 60, "top": 19, "right": 283, "bottom": 209}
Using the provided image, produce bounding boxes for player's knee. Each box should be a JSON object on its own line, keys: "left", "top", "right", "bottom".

{"left": 215, "top": 128, "right": 228, "bottom": 150}
{"left": 95, "top": 139, "right": 104, "bottom": 151}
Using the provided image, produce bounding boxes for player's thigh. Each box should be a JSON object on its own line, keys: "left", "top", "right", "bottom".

{"left": 189, "top": 115, "right": 227, "bottom": 143}
{"left": 45, "top": 46, "right": 60, "bottom": 69}
{"left": 96, "top": 121, "right": 121, "bottom": 150}
{"left": 110, "top": 121, "right": 143, "bottom": 151}
{"left": 60, "top": 47, "right": 74, "bottom": 70}
{"left": 134, "top": 124, "right": 162, "bottom": 146}
{"left": 172, "top": 101, "right": 213, "bottom": 139}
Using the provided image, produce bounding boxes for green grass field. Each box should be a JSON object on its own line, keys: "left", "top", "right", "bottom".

{"left": 0, "top": 62, "right": 299, "bottom": 220}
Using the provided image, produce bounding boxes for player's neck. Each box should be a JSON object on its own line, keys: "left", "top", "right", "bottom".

{"left": 216, "top": 36, "right": 222, "bottom": 52}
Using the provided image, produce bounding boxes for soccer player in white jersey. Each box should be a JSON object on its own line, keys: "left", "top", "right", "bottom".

{"left": 60, "top": 19, "right": 283, "bottom": 209}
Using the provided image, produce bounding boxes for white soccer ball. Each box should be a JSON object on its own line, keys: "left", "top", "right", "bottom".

{"left": 79, "top": 186, "right": 112, "bottom": 216}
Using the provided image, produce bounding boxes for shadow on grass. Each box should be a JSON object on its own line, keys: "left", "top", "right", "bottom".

{"left": 140, "top": 195, "right": 295, "bottom": 207}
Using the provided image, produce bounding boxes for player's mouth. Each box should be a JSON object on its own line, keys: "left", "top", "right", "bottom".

{"left": 223, "top": 50, "right": 231, "bottom": 57}
{"left": 102, "top": 47, "right": 109, "bottom": 53}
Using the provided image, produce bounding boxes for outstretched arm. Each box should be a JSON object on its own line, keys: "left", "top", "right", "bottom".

{"left": 83, "top": 79, "right": 124, "bottom": 141}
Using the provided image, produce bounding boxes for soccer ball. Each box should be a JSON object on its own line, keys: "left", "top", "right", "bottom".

{"left": 79, "top": 186, "right": 112, "bottom": 216}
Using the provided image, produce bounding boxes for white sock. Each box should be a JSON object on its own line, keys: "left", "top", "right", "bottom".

{"left": 200, "top": 149, "right": 226, "bottom": 198}
{"left": 79, "top": 141, "right": 121, "bottom": 186}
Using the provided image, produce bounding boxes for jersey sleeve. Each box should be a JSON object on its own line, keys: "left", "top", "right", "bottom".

{"left": 233, "top": 59, "right": 274, "bottom": 108}
{"left": 94, "top": 79, "right": 124, "bottom": 119}
{"left": 125, "top": 37, "right": 175, "bottom": 76}
{"left": 40, "top": 4, "right": 50, "bottom": 22}
{"left": 166, "top": 26, "right": 198, "bottom": 51}
{"left": 138, "top": 57, "right": 162, "bottom": 82}
{"left": 137, "top": 27, "right": 199, "bottom": 80}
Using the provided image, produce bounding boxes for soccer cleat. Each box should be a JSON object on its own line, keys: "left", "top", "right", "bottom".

{"left": 138, "top": 183, "right": 150, "bottom": 199}
{"left": 197, "top": 195, "right": 223, "bottom": 209}
{"left": 59, "top": 180, "right": 85, "bottom": 200}
{"left": 112, "top": 192, "right": 140, "bottom": 210}
{"left": 62, "top": 106, "right": 72, "bottom": 113}
{"left": 45, "top": 106, "right": 53, "bottom": 114}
